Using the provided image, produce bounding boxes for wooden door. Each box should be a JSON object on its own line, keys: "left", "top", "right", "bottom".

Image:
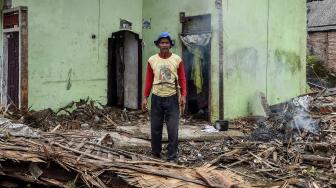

{"left": 7, "top": 32, "right": 20, "bottom": 106}
{"left": 108, "top": 31, "right": 142, "bottom": 109}
{"left": 123, "top": 32, "right": 139, "bottom": 109}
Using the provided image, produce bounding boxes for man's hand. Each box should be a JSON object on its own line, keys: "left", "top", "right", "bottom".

{"left": 179, "top": 95, "right": 186, "bottom": 114}
{"left": 142, "top": 98, "right": 148, "bottom": 111}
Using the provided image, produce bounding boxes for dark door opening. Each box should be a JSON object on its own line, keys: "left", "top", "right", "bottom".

{"left": 7, "top": 32, "right": 20, "bottom": 107}
{"left": 107, "top": 30, "right": 142, "bottom": 109}
{"left": 181, "top": 14, "right": 211, "bottom": 120}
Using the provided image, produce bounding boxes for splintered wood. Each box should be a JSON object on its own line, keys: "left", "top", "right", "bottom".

{"left": 0, "top": 132, "right": 237, "bottom": 188}
{"left": 1, "top": 90, "right": 335, "bottom": 187}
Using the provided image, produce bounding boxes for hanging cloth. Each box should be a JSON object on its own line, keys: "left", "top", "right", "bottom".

{"left": 180, "top": 33, "right": 211, "bottom": 94}
{"left": 191, "top": 47, "right": 203, "bottom": 94}
{"left": 180, "top": 33, "right": 211, "bottom": 51}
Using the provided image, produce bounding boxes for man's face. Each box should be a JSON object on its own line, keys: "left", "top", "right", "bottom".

{"left": 158, "top": 38, "right": 171, "bottom": 52}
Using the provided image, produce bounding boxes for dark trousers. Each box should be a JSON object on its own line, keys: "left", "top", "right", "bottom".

{"left": 150, "top": 94, "right": 179, "bottom": 160}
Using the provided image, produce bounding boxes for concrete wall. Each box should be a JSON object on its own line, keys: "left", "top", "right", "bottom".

{"left": 144, "top": 0, "right": 307, "bottom": 121}
{"left": 223, "top": 0, "right": 268, "bottom": 118}
{"left": 12, "top": 0, "right": 143, "bottom": 110}
{"left": 223, "top": 0, "right": 307, "bottom": 119}
{"left": 5, "top": 0, "right": 306, "bottom": 121}
{"left": 266, "top": 0, "right": 307, "bottom": 106}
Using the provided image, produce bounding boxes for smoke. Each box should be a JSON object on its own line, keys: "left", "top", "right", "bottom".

{"left": 250, "top": 95, "right": 320, "bottom": 141}
{"left": 289, "top": 96, "right": 319, "bottom": 134}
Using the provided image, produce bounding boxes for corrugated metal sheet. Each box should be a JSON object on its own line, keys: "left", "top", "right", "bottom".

{"left": 308, "top": 0, "right": 336, "bottom": 31}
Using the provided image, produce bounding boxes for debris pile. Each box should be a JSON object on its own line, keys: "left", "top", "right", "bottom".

{"left": 0, "top": 88, "right": 335, "bottom": 187}
{"left": 176, "top": 88, "right": 336, "bottom": 187}
{"left": 0, "top": 129, "right": 242, "bottom": 187}
{"left": 1, "top": 98, "right": 149, "bottom": 132}
{"left": 0, "top": 100, "right": 244, "bottom": 187}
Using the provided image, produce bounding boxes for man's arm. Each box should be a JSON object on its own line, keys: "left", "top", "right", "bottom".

{"left": 177, "top": 61, "right": 187, "bottom": 113}
{"left": 144, "top": 62, "right": 154, "bottom": 97}
{"left": 177, "top": 61, "right": 187, "bottom": 96}
{"left": 142, "top": 63, "right": 154, "bottom": 110}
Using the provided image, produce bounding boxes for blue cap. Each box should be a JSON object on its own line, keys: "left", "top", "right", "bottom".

{"left": 154, "top": 32, "right": 175, "bottom": 46}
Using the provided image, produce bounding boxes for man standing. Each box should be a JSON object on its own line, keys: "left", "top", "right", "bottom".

{"left": 142, "top": 32, "right": 187, "bottom": 162}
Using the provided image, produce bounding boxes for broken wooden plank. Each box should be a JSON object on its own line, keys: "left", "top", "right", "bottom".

{"left": 302, "top": 155, "right": 331, "bottom": 163}
{"left": 50, "top": 124, "right": 62, "bottom": 133}
{"left": 205, "top": 149, "right": 241, "bottom": 167}
{"left": 108, "top": 163, "right": 208, "bottom": 186}
{"left": 53, "top": 142, "right": 111, "bottom": 162}
{"left": 196, "top": 168, "right": 237, "bottom": 188}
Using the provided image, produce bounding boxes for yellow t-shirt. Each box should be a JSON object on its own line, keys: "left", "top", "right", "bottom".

{"left": 148, "top": 53, "right": 182, "bottom": 97}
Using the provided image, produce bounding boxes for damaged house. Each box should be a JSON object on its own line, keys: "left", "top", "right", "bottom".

{"left": 0, "top": 0, "right": 307, "bottom": 122}
{"left": 2, "top": 1, "right": 335, "bottom": 187}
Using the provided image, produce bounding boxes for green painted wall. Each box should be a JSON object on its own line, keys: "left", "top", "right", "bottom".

{"left": 12, "top": 0, "right": 143, "bottom": 110}
{"left": 267, "top": 0, "right": 307, "bottom": 104}
{"left": 223, "top": 0, "right": 306, "bottom": 119}
{"left": 223, "top": 0, "right": 268, "bottom": 119}
{"left": 222, "top": 0, "right": 306, "bottom": 119}
{"left": 6, "top": 0, "right": 306, "bottom": 121}
{"left": 144, "top": 0, "right": 306, "bottom": 121}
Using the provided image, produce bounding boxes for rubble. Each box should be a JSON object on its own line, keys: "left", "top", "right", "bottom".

{"left": 0, "top": 88, "right": 335, "bottom": 187}
{"left": 0, "top": 129, "right": 242, "bottom": 187}
{"left": 1, "top": 98, "right": 149, "bottom": 132}
{"left": 177, "top": 88, "right": 336, "bottom": 187}
{"left": 0, "top": 118, "right": 40, "bottom": 138}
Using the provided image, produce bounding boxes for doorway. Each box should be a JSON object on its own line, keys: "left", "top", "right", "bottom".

{"left": 1, "top": 7, "right": 28, "bottom": 109}
{"left": 107, "top": 30, "right": 142, "bottom": 109}
{"left": 181, "top": 14, "right": 211, "bottom": 119}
